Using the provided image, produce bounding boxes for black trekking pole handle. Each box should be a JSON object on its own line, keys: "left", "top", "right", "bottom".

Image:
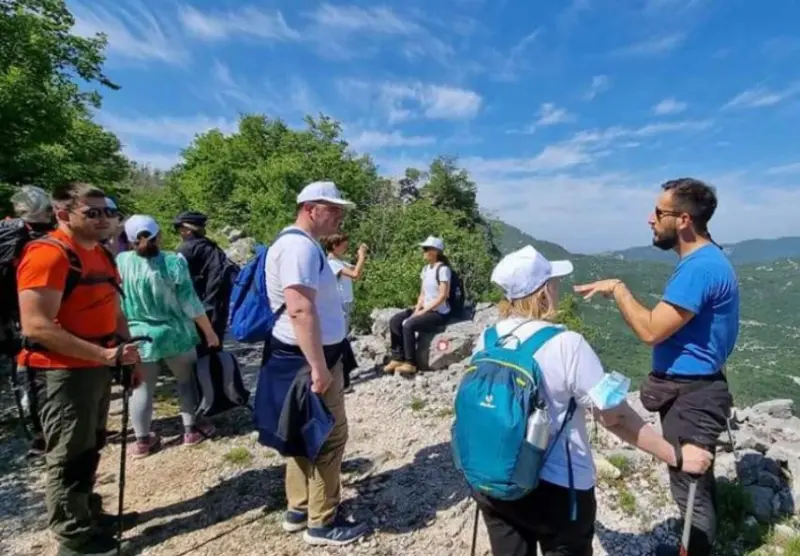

{"left": 114, "top": 336, "right": 152, "bottom": 388}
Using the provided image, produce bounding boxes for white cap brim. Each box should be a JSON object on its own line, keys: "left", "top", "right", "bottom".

{"left": 302, "top": 196, "right": 355, "bottom": 207}
{"left": 550, "top": 260, "right": 574, "bottom": 278}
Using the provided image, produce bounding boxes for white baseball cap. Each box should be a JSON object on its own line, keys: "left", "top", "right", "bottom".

{"left": 296, "top": 180, "right": 355, "bottom": 207}
{"left": 124, "top": 214, "right": 160, "bottom": 240}
{"left": 491, "top": 245, "right": 574, "bottom": 300}
{"left": 419, "top": 236, "right": 445, "bottom": 251}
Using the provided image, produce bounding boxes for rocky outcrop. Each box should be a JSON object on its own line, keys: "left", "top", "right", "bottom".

{"left": 221, "top": 226, "right": 256, "bottom": 266}
{"left": 369, "top": 303, "right": 498, "bottom": 370}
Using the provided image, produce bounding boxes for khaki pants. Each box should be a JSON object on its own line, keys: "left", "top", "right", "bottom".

{"left": 31, "top": 367, "right": 112, "bottom": 547}
{"left": 285, "top": 359, "right": 348, "bottom": 528}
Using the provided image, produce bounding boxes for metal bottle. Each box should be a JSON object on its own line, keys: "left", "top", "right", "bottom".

{"left": 526, "top": 406, "right": 550, "bottom": 450}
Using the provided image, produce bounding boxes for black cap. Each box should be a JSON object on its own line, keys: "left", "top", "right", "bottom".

{"left": 173, "top": 211, "right": 208, "bottom": 227}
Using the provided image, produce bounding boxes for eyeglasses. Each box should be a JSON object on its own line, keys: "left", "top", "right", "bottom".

{"left": 654, "top": 207, "right": 683, "bottom": 220}
{"left": 79, "top": 207, "right": 118, "bottom": 220}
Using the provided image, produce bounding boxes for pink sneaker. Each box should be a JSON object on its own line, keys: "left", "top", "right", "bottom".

{"left": 131, "top": 433, "right": 160, "bottom": 459}
{"left": 183, "top": 422, "right": 215, "bottom": 446}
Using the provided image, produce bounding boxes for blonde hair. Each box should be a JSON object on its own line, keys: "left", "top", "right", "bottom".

{"left": 498, "top": 282, "right": 558, "bottom": 322}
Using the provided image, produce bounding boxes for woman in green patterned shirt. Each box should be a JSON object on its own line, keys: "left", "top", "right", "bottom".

{"left": 118, "top": 215, "right": 220, "bottom": 458}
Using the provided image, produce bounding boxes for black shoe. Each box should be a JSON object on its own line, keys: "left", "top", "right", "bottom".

{"left": 26, "top": 435, "right": 45, "bottom": 458}
{"left": 57, "top": 532, "right": 126, "bottom": 556}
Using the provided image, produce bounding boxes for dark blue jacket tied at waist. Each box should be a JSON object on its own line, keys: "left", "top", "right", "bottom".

{"left": 253, "top": 337, "right": 355, "bottom": 462}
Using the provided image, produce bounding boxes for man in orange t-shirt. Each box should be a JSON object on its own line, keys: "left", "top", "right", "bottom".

{"left": 17, "top": 182, "right": 141, "bottom": 556}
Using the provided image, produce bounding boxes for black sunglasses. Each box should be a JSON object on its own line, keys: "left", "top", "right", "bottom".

{"left": 79, "top": 207, "right": 118, "bottom": 220}
{"left": 654, "top": 207, "right": 683, "bottom": 220}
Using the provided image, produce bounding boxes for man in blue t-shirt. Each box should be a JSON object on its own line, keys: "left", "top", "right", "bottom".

{"left": 575, "top": 178, "right": 739, "bottom": 556}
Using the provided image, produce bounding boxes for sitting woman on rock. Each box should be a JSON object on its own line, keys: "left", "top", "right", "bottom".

{"left": 384, "top": 236, "right": 452, "bottom": 376}
{"left": 467, "top": 245, "right": 713, "bottom": 556}
{"left": 117, "top": 215, "right": 219, "bottom": 458}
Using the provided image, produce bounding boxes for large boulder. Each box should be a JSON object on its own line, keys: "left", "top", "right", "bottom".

{"left": 370, "top": 304, "right": 500, "bottom": 371}
{"left": 225, "top": 237, "right": 256, "bottom": 266}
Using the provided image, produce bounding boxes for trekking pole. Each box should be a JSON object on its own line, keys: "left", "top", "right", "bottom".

{"left": 678, "top": 478, "right": 698, "bottom": 556}
{"left": 726, "top": 413, "right": 739, "bottom": 462}
{"left": 7, "top": 359, "right": 32, "bottom": 440}
{"left": 116, "top": 336, "right": 152, "bottom": 556}
{"left": 470, "top": 502, "right": 479, "bottom": 556}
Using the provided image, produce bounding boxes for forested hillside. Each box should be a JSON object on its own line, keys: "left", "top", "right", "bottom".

{"left": 2, "top": 0, "right": 798, "bottom": 409}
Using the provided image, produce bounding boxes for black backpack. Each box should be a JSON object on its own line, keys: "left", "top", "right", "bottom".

{"left": 436, "top": 264, "right": 466, "bottom": 316}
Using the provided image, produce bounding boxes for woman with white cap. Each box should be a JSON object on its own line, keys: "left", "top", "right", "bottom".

{"left": 117, "top": 215, "right": 219, "bottom": 458}
{"left": 471, "top": 245, "right": 713, "bottom": 555}
{"left": 384, "top": 235, "right": 453, "bottom": 375}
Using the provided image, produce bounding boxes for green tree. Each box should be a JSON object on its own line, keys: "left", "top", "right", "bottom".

{"left": 0, "top": 0, "right": 127, "bottom": 211}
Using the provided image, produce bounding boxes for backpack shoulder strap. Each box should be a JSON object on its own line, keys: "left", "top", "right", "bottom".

{"left": 510, "top": 325, "right": 564, "bottom": 364}
{"left": 275, "top": 228, "right": 325, "bottom": 271}
{"left": 30, "top": 237, "right": 83, "bottom": 301}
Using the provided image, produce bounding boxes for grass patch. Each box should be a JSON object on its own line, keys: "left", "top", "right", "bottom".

{"left": 436, "top": 407, "right": 454, "bottom": 418}
{"left": 223, "top": 447, "right": 254, "bottom": 466}
{"left": 606, "top": 453, "right": 634, "bottom": 476}
{"left": 618, "top": 486, "right": 636, "bottom": 516}
{"left": 410, "top": 397, "right": 426, "bottom": 412}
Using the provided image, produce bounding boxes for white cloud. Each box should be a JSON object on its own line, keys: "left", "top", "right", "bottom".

{"left": 98, "top": 113, "right": 238, "bottom": 147}
{"left": 305, "top": 4, "right": 422, "bottom": 35}
{"left": 767, "top": 162, "right": 800, "bottom": 176}
{"left": 653, "top": 98, "right": 688, "bottom": 115}
{"left": 489, "top": 29, "right": 542, "bottom": 82}
{"left": 341, "top": 80, "right": 483, "bottom": 123}
{"left": 347, "top": 131, "right": 435, "bottom": 151}
{"left": 510, "top": 103, "right": 577, "bottom": 134}
{"left": 723, "top": 83, "right": 800, "bottom": 109}
{"left": 179, "top": 5, "right": 300, "bottom": 42}
{"left": 71, "top": 1, "right": 189, "bottom": 65}
{"left": 122, "top": 144, "right": 181, "bottom": 170}
{"left": 612, "top": 33, "right": 686, "bottom": 57}
{"left": 583, "top": 75, "right": 610, "bottom": 101}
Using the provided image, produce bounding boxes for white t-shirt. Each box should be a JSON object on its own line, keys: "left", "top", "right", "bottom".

{"left": 472, "top": 317, "right": 606, "bottom": 491}
{"left": 421, "top": 263, "right": 451, "bottom": 315}
{"left": 265, "top": 226, "right": 346, "bottom": 346}
{"left": 328, "top": 257, "right": 354, "bottom": 304}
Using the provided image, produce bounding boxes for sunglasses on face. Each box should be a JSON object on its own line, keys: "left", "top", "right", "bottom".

{"left": 654, "top": 207, "right": 683, "bottom": 220}
{"left": 79, "top": 207, "right": 118, "bottom": 220}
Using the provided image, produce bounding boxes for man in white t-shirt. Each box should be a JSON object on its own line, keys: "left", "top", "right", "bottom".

{"left": 263, "top": 180, "right": 369, "bottom": 546}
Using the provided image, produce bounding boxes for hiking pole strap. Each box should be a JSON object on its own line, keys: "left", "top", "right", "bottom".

{"left": 542, "top": 397, "right": 579, "bottom": 522}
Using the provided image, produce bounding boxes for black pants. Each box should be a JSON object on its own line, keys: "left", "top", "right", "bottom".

{"left": 476, "top": 480, "right": 596, "bottom": 556}
{"left": 389, "top": 308, "right": 448, "bottom": 367}
{"left": 640, "top": 373, "right": 733, "bottom": 556}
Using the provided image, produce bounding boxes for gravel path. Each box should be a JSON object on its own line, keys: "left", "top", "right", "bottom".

{"left": 0, "top": 345, "right": 701, "bottom": 556}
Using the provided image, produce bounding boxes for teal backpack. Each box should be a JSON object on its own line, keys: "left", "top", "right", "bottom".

{"left": 451, "top": 323, "right": 578, "bottom": 518}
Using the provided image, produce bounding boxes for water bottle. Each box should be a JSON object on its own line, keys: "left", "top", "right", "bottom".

{"left": 526, "top": 406, "right": 550, "bottom": 450}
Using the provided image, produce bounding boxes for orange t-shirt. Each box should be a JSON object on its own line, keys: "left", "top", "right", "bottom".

{"left": 16, "top": 229, "right": 121, "bottom": 369}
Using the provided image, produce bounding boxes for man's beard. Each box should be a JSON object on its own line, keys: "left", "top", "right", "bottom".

{"left": 652, "top": 228, "right": 678, "bottom": 251}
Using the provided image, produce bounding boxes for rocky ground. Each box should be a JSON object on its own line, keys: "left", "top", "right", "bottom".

{"left": 2, "top": 304, "right": 800, "bottom": 555}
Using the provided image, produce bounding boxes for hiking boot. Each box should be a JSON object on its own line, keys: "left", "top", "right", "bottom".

{"left": 130, "top": 432, "right": 160, "bottom": 459}
{"left": 184, "top": 422, "right": 215, "bottom": 446}
{"left": 302, "top": 514, "right": 370, "bottom": 546}
{"left": 57, "top": 532, "right": 126, "bottom": 556}
{"left": 396, "top": 363, "right": 417, "bottom": 376}
{"left": 282, "top": 509, "right": 308, "bottom": 533}
{"left": 383, "top": 360, "right": 403, "bottom": 373}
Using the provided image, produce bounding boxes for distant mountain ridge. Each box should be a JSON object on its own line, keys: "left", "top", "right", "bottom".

{"left": 604, "top": 236, "right": 800, "bottom": 265}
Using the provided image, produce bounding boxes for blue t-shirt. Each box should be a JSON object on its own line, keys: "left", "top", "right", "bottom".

{"left": 652, "top": 244, "right": 740, "bottom": 376}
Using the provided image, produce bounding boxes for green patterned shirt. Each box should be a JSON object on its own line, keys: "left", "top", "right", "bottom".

{"left": 117, "top": 251, "right": 206, "bottom": 362}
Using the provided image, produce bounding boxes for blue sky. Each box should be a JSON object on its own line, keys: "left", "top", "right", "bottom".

{"left": 70, "top": 0, "right": 800, "bottom": 253}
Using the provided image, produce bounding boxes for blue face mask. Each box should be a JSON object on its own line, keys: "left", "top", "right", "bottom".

{"left": 589, "top": 371, "right": 630, "bottom": 410}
